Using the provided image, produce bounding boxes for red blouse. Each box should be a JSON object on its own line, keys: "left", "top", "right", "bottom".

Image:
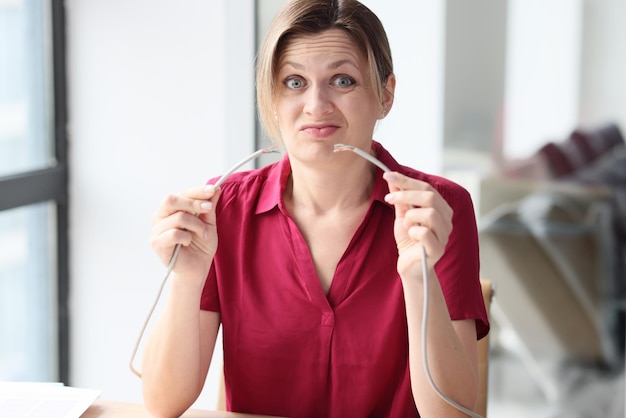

{"left": 201, "top": 141, "right": 489, "bottom": 418}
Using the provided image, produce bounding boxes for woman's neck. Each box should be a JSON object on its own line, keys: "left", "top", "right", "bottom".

{"left": 285, "top": 159, "right": 375, "bottom": 216}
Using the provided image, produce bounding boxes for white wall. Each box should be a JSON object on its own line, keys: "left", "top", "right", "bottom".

{"left": 579, "top": 0, "right": 626, "bottom": 129}
{"left": 504, "top": 0, "right": 583, "bottom": 159}
{"left": 363, "top": 0, "right": 446, "bottom": 175}
{"left": 442, "top": 0, "right": 508, "bottom": 176}
{"left": 66, "top": 0, "right": 254, "bottom": 408}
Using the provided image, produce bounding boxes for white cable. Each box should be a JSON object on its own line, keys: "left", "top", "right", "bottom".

{"left": 129, "top": 145, "right": 279, "bottom": 378}
{"left": 419, "top": 243, "right": 484, "bottom": 418}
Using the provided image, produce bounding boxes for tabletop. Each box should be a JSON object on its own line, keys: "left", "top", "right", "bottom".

{"left": 80, "top": 399, "right": 282, "bottom": 418}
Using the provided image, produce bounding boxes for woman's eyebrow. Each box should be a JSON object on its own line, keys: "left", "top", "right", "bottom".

{"left": 279, "top": 61, "right": 304, "bottom": 70}
{"left": 328, "top": 59, "right": 359, "bottom": 70}
{"left": 279, "top": 58, "right": 360, "bottom": 71}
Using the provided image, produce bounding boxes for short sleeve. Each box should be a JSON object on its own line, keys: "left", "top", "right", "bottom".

{"left": 434, "top": 183, "right": 490, "bottom": 340}
{"left": 200, "top": 263, "right": 220, "bottom": 312}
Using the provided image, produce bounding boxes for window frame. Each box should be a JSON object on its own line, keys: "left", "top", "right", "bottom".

{"left": 0, "top": 0, "right": 69, "bottom": 384}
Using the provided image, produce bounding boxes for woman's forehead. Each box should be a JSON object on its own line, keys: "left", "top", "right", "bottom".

{"left": 277, "top": 29, "right": 367, "bottom": 68}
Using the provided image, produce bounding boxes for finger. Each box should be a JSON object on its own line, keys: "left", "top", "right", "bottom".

{"left": 150, "top": 210, "right": 217, "bottom": 263}
{"left": 385, "top": 188, "right": 450, "bottom": 215}
{"left": 383, "top": 173, "right": 452, "bottom": 218}
{"left": 151, "top": 227, "right": 193, "bottom": 254}
{"left": 403, "top": 207, "right": 452, "bottom": 239}
{"left": 383, "top": 171, "right": 432, "bottom": 192}
{"left": 152, "top": 211, "right": 210, "bottom": 241}
{"left": 180, "top": 184, "right": 220, "bottom": 200}
{"left": 404, "top": 225, "right": 445, "bottom": 265}
{"left": 153, "top": 185, "right": 221, "bottom": 221}
{"left": 383, "top": 172, "right": 433, "bottom": 213}
{"left": 406, "top": 219, "right": 450, "bottom": 255}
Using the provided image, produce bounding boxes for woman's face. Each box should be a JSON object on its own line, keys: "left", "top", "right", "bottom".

{"left": 274, "top": 29, "right": 391, "bottom": 166}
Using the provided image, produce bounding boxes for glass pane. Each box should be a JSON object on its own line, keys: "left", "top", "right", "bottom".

{"left": 255, "top": 0, "right": 287, "bottom": 168}
{"left": 0, "top": 0, "right": 55, "bottom": 177}
{"left": 0, "top": 202, "right": 57, "bottom": 381}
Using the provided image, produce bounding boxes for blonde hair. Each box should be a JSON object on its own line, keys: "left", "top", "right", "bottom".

{"left": 256, "top": 0, "right": 394, "bottom": 142}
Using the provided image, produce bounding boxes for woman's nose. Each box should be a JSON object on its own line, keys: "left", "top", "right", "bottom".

{"left": 303, "top": 84, "right": 334, "bottom": 116}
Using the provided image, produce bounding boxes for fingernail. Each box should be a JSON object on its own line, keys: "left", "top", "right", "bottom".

{"left": 383, "top": 172, "right": 398, "bottom": 182}
{"left": 200, "top": 201, "right": 213, "bottom": 210}
{"left": 384, "top": 193, "right": 395, "bottom": 203}
{"left": 204, "top": 185, "right": 216, "bottom": 194}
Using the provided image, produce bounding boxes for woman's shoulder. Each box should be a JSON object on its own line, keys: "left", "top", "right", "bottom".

{"left": 208, "top": 158, "right": 285, "bottom": 211}
{"left": 208, "top": 157, "right": 282, "bottom": 189}
{"left": 407, "top": 167, "right": 470, "bottom": 199}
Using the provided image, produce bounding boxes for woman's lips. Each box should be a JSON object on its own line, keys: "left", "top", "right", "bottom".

{"left": 301, "top": 125, "right": 339, "bottom": 138}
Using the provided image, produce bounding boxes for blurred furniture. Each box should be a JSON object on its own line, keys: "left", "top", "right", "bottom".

{"left": 478, "top": 123, "right": 625, "bottom": 377}
{"left": 479, "top": 179, "right": 620, "bottom": 365}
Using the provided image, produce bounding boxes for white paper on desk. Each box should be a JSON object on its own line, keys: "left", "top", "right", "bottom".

{"left": 0, "top": 382, "right": 100, "bottom": 418}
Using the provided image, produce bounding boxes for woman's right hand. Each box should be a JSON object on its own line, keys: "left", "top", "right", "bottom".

{"left": 150, "top": 184, "right": 221, "bottom": 282}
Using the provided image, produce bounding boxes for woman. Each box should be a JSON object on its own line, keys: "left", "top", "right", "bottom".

{"left": 142, "top": 0, "right": 489, "bottom": 417}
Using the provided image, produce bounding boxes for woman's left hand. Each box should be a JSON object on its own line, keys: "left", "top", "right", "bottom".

{"left": 383, "top": 171, "right": 453, "bottom": 279}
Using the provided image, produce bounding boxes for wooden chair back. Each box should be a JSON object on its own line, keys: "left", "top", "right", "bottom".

{"left": 476, "top": 279, "right": 494, "bottom": 417}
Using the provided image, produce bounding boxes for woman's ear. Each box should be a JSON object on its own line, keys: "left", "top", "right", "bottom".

{"left": 381, "top": 74, "right": 396, "bottom": 118}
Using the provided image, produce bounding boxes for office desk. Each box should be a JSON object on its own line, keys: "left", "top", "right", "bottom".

{"left": 81, "top": 400, "right": 281, "bottom": 418}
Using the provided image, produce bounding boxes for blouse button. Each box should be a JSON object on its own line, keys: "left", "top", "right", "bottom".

{"left": 321, "top": 312, "right": 335, "bottom": 327}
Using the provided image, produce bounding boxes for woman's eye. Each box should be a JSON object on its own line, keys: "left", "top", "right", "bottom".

{"left": 333, "top": 75, "right": 356, "bottom": 88}
{"left": 285, "top": 77, "right": 305, "bottom": 90}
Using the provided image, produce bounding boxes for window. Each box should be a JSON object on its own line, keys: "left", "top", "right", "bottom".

{"left": 0, "top": 0, "right": 68, "bottom": 383}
